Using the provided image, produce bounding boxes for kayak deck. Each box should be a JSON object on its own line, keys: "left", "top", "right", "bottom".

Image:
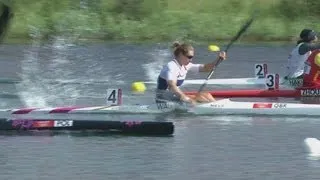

{"left": 191, "top": 99, "right": 320, "bottom": 116}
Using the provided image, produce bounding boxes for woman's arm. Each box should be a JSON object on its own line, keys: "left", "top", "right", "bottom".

{"left": 299, "top": 43, "right": 320, "bottom": 55}
{"left": 167, "top": 80, "right": 191, "bottom": 102}
{"left": 199, "top": 51, "right": 227, "bottom": 72}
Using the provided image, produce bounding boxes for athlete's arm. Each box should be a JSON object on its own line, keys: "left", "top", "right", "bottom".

{"left": 165, "top": 67, "right": 193, "bottom": 103}
{"left": 199, "top": 51, "right": 227, "bottom": 72}
{"left": 200, "top": 62, "right": 215, "bottom": 72}
{"left": 167, "top": 80, "right": 190, "bottom": 102}
{"left": 299, "top": 43, "right": 320, "bottom": 55}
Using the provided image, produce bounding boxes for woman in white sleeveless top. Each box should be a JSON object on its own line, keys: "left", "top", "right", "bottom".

{"left": 286, "top": 29, "right": 319, "bottom": 78}
{"left": 156, "top": 41, "right": 226, "bottom": 105}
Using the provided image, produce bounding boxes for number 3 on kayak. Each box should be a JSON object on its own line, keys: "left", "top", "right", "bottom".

{"left": 106, "top": 88, "right": 122, "bottom": 105}
{"left": 265, "top": 74, "right": 280, "bottom": 90}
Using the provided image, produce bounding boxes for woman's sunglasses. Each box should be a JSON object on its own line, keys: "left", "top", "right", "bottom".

{"left": 185, "top": 55, "right": 193, "bottom": 59}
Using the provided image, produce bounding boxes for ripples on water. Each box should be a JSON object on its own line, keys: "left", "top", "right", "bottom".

{"left": 0, "top": 39, "right": 320, "bottom": 179}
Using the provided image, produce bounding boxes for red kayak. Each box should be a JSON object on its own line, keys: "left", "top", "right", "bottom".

{"left": 184, "top": 88, "right": 320, "bottom": 98}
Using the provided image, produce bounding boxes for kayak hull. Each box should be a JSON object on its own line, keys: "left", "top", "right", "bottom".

{"left": 0, "top": 118, "right": 174, "bottom": 135}
{"left": 1, "top": 99, "right": 320, "bottom": 117}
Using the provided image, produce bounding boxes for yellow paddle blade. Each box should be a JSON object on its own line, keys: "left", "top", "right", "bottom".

{"left": 208, "top": 45, "right": 220, "bottom": 52}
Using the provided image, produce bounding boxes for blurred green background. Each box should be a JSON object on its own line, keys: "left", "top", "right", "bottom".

{"left": 5, "top": 0, "right": 320, "bottom": 42}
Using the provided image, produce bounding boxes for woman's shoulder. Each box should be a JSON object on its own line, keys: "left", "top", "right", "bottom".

{"left": 166, "top": 60, "right": 180, "bottom": 68}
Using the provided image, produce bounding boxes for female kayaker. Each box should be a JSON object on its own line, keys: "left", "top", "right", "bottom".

{"left": 285, "top": 29, "right": 320, "bottom": 79}
{"left": 156, "top": 41, "right": 226, "bottom": 105}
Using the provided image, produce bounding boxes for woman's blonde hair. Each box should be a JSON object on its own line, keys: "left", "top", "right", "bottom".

{"left": 171, "top": 41, "right": 194, "bottom": 57}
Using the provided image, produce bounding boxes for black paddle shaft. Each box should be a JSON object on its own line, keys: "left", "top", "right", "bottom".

{"left": 197, "top": 15, "right": 255, "bottom": 93}
{"left": 0, "top": 2, "right": 13, "bottom": 43}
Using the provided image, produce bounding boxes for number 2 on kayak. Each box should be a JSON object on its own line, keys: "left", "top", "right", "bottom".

{"left": 254, "top": 63, "right": 268, "bottom": 78}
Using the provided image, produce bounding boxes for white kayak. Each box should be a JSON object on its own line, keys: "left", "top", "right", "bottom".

{"left": 2, "top": 88, "right": 320, "bottom": 119}
{"left": 2, "top": 98, "right": 320, "bottom": 119}
{"left": 91, "top": 98, "right": 320, "bottom": 116}
{"left": 145, "top": 77, "right": 262, "bottom": 85}
{"left": 94, "top": 98, "right": 320, "bottom": 116}
{"left": 145, "top": 77, "right": 302, "bottom": 89}
{"left": 191, "top": 99, "right": 320, "bottom": 116}
{"left": 144, "top": 63, "right": 302, "bottom": 89}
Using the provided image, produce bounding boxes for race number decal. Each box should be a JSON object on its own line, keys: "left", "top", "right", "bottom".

{"left": 254, "top": 63, "right": 268, "bottom": 78}
{"left": 265, "top": 73, "right": 279, "bottom": 90}
{"left": 54, "top": 120, "right": 73, "bottom": 127}
{"left": 106, "top": 88, "right": 122, "bottom": 105}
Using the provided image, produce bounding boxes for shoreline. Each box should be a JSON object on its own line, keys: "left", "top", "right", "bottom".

{"left": 5, "top": 0, "right": 319, "bottom": 45}
{"left": 2, "top": 36, "right": 298, "bottom": 46}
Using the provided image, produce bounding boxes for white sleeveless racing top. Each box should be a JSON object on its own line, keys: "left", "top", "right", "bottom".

{"left": 157, "top": 59, "right": 202, "bottom": 90}
{"left": 286, "top": 43, "right": 311, "bottom": 78}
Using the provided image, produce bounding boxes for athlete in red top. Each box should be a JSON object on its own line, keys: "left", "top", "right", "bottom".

{"left": 303, "top": 49, "right": 320, "bottom": 88}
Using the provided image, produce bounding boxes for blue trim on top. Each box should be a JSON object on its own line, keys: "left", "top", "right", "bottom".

{"left": 157, "top": 76, "right": 184, "bottom": 90}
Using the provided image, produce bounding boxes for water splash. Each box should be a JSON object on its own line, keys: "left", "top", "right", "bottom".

{"left": 143, "top": 49, "right": 171, "bottom": 83}
{"left": 16, "top": 26, "right": 48, "bottom": 107}
{"left": 16, "top": 26, "right": 81, "bottom": 107}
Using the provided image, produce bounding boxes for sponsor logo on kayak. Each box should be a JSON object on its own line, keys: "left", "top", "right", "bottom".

{"left": 33, "top": 120, "right": 54, "bottom": 128}
{"left": 272, "top": 103, "right": 287, "bottom": 108}
{"left": 124, "top": 121, "right": 142, "bottom": 127}
{"left": 54, "top": 120, "right": 73, "bottom": 127}
{"left": 287, "top": 78, "right": 303, "bottom": 87}
{"left": 11, "top": 119, "right": 34, "bottom": 129}
{"left": 300, "top": 89, "right": 320, "bottom": 97}
{"left": 156, "top": 102, "right": 174, "bottom": 110}
{"left": 139, "top": 105, "right": 149, "bottom": 109}
{"left": 210, "top": 104, "right": 224, "bottom": 108}
{"left": 252, "top": 103, "right": 272, "bottom": 108}
{"left": 11, "top": 119, "right": 55, "bottom": 129}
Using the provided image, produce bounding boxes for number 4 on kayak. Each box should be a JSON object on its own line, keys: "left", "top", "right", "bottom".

{"left": 106, "top": 89, "right": 122, "bottom": 106}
